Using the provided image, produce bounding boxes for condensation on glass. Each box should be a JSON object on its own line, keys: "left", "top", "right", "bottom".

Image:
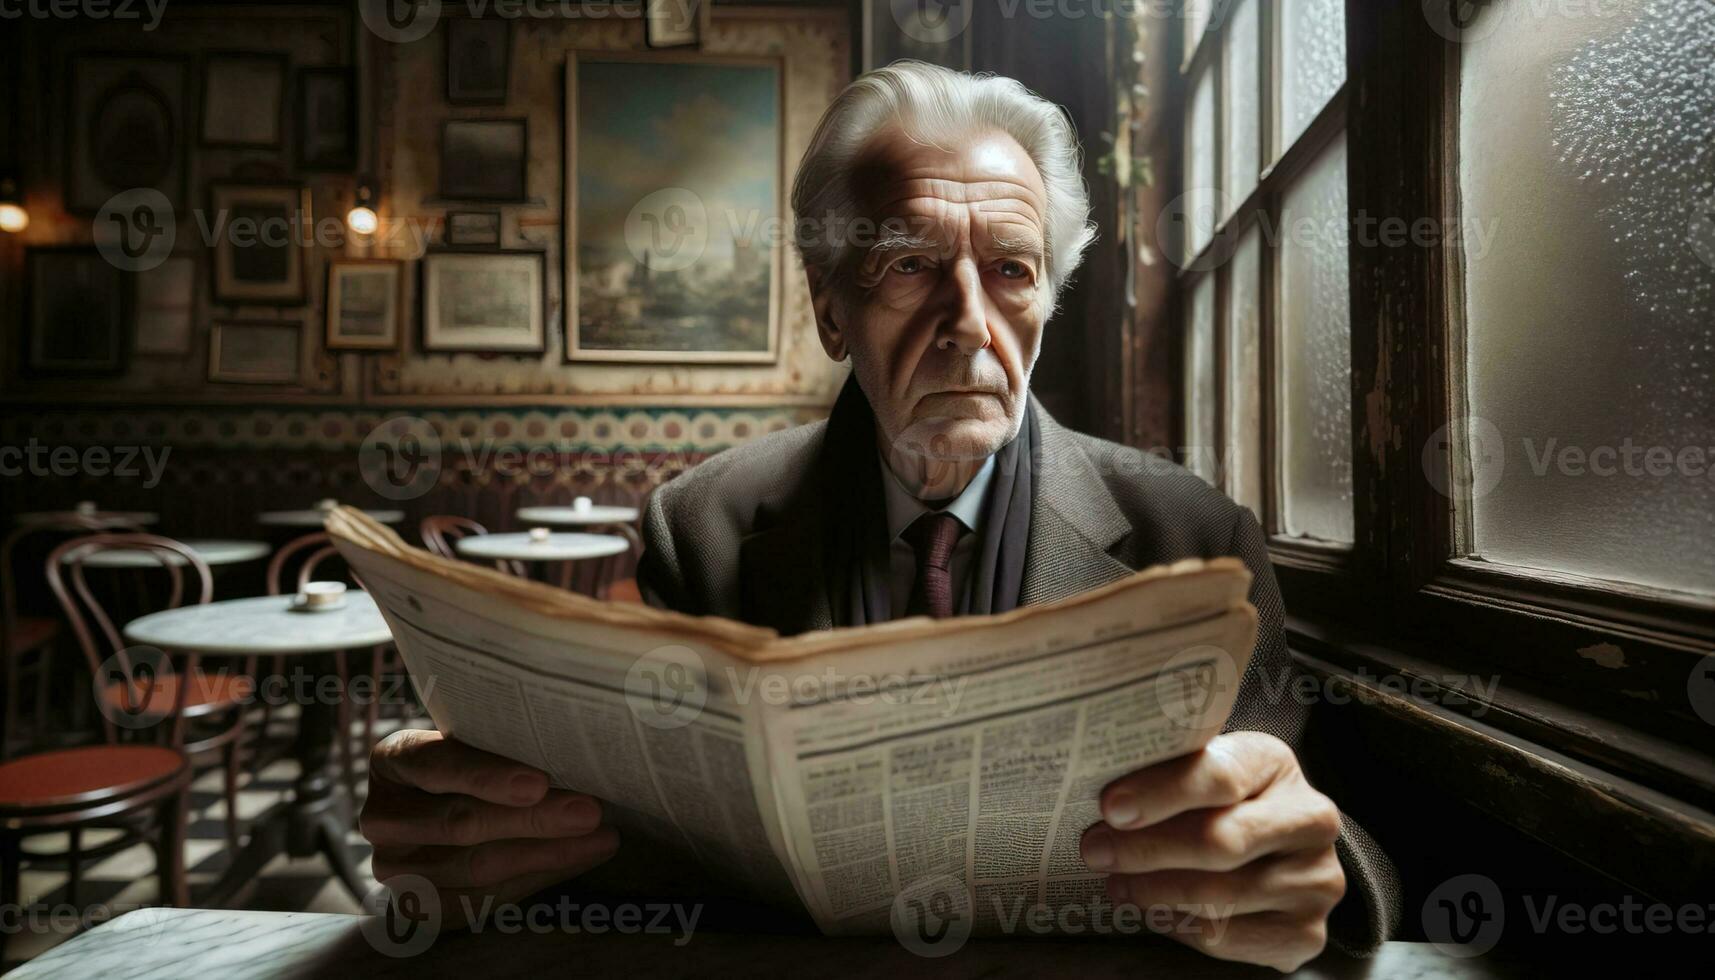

{"left": 1278, "top": 134, "right": 1353, "bottom": 543}
{"left": 1225, "top": 225, "right": 1264, "bottom": 517}
{"left": 1223, "top": 0, "right": 1262, "bottom": 219}
{"left": 1186, "top": 65, "right": 1218, "bottom": 264}
{"left": 1185, "top": 273, "right": 1218, "bottom": 485}
{"left": 1277, "top": 0, "right": 1345, "bottom": 158}
{"left": 1458, "top": 0, "right": 1714, "bottom": 595}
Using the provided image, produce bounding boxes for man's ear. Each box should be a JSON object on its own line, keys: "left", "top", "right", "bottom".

{"left": 806, "top": 267, "right": 847, "bottom": 362}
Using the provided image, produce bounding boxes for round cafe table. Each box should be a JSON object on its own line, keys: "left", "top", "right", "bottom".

{"left": 14, "top": 509, "right": 158, "bottom": 528}
{"left": 257, "top": 508, "right": 405, "bottom": 528}
{"left": 61, "top": 539, "right": 271, "bottom": 568}
{"left": 515, "top": 504, "right": 640, "bottom": 526}
{"left": 123, "top": 593, "right": 393, "bottom": 906}
{"left": 456, "top": 531, "right": 629, "bottom": 563}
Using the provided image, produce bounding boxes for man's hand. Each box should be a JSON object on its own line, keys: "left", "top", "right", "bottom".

{"left": 1080, "top": 731, "right": 1345, "bottom": 973}
{"left": 361, "top": 729, "right": 619, "bottom": 926}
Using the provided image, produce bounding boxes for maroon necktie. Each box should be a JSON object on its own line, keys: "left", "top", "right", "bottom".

{"left": 903, "top": 512, "right": 965, "bottom": 619}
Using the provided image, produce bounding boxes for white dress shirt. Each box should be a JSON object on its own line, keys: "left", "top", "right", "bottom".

{"left": 877, "top": 452, "right": 997, "bottom": 617}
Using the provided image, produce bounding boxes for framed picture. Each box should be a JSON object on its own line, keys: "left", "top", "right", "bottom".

{"left": 420, "top": 249, "right": 546, "bottom": 353}
{"left": 446, "top": 17, "right": 511, "bottom": 104}
{"left": 133, "top": 256, "right": 196, "bottom": 356}
{"left": 208, "top": 182, "right": 310, "bottom": 305}
{"left": 24, "top": 247, "right": 129, "bottom": 375}
{"left": 440, "top": 118, "right": 527, "bottom": 201}
{"left": 566, "top": 52, "right": 782, "bottom": 363}
{"left": 326, "top": 259, "right": 403, "bottom": 351}
{"left": 645, "top": 0, "right": 710, "bottom": 48}
{"left": 201, "top": 53, "right": 286, "bottom": 148}
{"left": 296, "top": 67, "right": 356, "bottom": 171}
{"left": 209, "top": 320, "right": 302, "bottom": 384}
{"left": 66, "top": 54, "right": 190, "bottom": 214}
{"left": 445, "top": 210, "right": 502, "bottom": 246}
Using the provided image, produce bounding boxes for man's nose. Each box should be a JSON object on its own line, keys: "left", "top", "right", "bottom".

{"left": 933, "top": 260, "right": 991, "bottom": 354}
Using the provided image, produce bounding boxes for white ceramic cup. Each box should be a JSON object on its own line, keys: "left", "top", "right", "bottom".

{"left": 528, "top": 527, "right": 551, "bottom": 543}
{"left": 298, "top": 581, "right": 348, "bottom": 609}
{"left": 573, "top": 496, "right": 593, "bottom": 512}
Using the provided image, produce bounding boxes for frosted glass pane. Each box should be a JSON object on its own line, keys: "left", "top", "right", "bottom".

{"left": 1185, "top": 66, "right": 1217, "bottom": 263}
{"left": 1458, "top": 0, "right": 1715, "bottom": 596}
{"left": 1278, "top": 135, "right": 1352, "bottom": 543}
{"left": 1222, "top": 0, "right": 1261, "bottom": 217}
{"left": 1225, "top": 226, "right": 1264, "bottom": 517}
{"left": 1185, "top": 273, "right": 1217, "bottom": 484}
{"left": 1277, "top": 0, "right": 1345, "bottom": 155}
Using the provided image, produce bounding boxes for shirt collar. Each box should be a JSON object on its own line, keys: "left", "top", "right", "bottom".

{"left": 878, "top": 451, "right": 997, "bottom": 542}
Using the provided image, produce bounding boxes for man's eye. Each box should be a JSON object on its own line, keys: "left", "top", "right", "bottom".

{"left": 893, "top": 256, "right": 925, "bottom": 275}
{"left": 998, "top": 260, "right": 1030, "bottom": 280}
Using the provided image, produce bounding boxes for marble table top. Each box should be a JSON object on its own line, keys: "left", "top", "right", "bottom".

{"left": 456, "top": 531, "right": 629, "bottom": 562}
{"left": 7, "top": 908, "right": 1532, "bottom": 980}
{"left": 515, "top": 504, "right": 640, "bottom": 526}
{"left": 123, "top": 593, "right": 392, "bottom": 655}
{"left": 62, "top": 539, "right": 272, "bottom": 568}
{"left": 257, "top": 508, "right": 405, "bottom": 528}
{"left": 14, "top": 509, "right": 159, "bottom": 527}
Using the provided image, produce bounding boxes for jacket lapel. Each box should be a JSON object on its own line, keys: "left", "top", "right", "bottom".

{"left": 1020, "top": 406, "right": 1136, "bottom": 605}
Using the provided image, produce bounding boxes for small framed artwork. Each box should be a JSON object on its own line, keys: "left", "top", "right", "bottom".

{"left": 296, "top": 67, "right": 356, "bottom": 171}
{"left": 445, "top": 210, "right": 501, "bottom": 246}
{"left": 24, "top": 247, "right": 130, "bottom": 375}
{"left": 440, "top": 118, "right": 527, "bottom": 201}
{"left": 326, "top": 259, "right": 403, "bottom": 351}
{"left": 66, "top": 54, "right": 190, "bottom": 214}
{"left": 645, "top": 0, "right": 710, "bottom": 48}
{"left": 420, "top": 249, "right": 546, "bottom": 353}
{"left": 447, "top": 17, "right": 511, "bottom": 105}
{"left": 209, "top": 320, "right": 302, "bottom": 384}
{"left": 208, "top": 182, "right": 310, "bottom": 305}
{"left": 133, "top": 256, "right": 196, "bottom": 356}
{"left": 202, "top": 53, "right": 286, "bottom": 148}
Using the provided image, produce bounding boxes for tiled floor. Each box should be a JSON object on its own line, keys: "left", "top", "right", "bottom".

{"left": 1, "top": 705, "right": 431, "bottom": 970}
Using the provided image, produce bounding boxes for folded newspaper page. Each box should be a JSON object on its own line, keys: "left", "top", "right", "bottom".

{"left": 327, "top": 507, "right": 1259, "bottom": 936}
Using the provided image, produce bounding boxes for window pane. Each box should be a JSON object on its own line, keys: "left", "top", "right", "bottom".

{"left": 1185, "top": 273, "right": 1218, "bottom": 484}
{"left": 1276, "top": 0, "right": 1345, "bottom": 156}
{"left": 1458, "top": 1, "right": 1715, "bottom": 595}
{"left": 1278, "top": 134, "right": 1352, "bottom": 543}
{"left": 1225, "top": 225, "right": 1264, "bottom": 516}
{"left": 1185, "top": 65, "right": 1217, "bottom": 263}
{"left": 1222, "top": 0, "right": 1261, "bottom": 217}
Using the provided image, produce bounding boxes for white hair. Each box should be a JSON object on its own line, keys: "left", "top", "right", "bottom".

{"left": 790, "top": 60, "right": 1096, "bottom": 310}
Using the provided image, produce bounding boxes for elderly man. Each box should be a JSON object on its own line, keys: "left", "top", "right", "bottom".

{"left": 363, "top": 62, "right": 1398, "bottom": 971}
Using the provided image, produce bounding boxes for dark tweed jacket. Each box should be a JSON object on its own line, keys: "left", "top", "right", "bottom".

{"left": 638, "top": 397, "right": 1402, "bottom": 955}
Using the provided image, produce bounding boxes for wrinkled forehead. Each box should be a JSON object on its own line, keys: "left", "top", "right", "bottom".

{"left": 851, "top": 128, "right": 1050, "bottom": 246}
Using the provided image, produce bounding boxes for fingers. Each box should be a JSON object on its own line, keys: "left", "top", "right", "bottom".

{"left": 1098, "top": 731, "right": 1294, "bottom": 831}
{"left": 369, "top": 729, "right": 550, "bottom": 806}
{"left": 1082, "top": 784, "right": 1341, "bottom": 873}
{"left": 1104, "top": 847, "right": 1347, "bottom": 918}
{"left": 1147, "top": 909, "right": 1330, "bottom": 974}
{"left": 362, "top": 785, "right": 603, "bottom": 848}
{"left": 371, "top": 827, "right": 621, "bottom": 891}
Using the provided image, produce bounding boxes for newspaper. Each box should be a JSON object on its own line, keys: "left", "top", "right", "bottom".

{"left": 326, "top": 506, "right": 1258, "bottom": 935}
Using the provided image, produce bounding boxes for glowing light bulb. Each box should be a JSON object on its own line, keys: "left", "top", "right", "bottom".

{"left": 0, "top": 203, "right": 27, "bottom": 233}
{"left": 346, "top": 204, "right": 379, "bottom": 236}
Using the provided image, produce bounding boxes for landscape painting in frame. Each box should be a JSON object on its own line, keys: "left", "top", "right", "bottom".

{"left": 567, "top": 52, "right": 781, "bottom": 364}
